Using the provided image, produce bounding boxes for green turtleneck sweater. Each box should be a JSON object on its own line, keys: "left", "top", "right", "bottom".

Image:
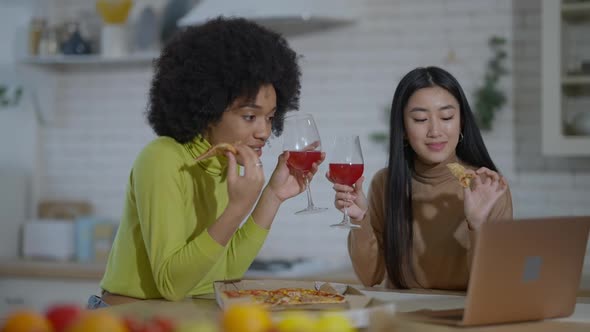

{"left": 100, "top": 136, "right": 269, "bottom": 300}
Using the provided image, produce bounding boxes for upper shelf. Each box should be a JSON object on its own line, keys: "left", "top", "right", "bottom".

{"left": 19, "top": 52, "right": 159, "bottom": 66}
{"left": 562, "top": 75, "right": 590, "bottom": 86}
{"left": 562, "top": 2, "right": 590, "bottom": 19}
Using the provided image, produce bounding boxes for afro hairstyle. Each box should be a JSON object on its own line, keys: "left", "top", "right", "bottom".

{"left": 147, "top": 16, "right": 302, "bottom": 143}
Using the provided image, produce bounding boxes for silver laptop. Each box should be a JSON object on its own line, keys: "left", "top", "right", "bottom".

{"left": 408, "top": 216, "right": 590, "bottom": 326}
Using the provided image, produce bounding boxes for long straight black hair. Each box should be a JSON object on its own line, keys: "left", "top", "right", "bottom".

{"left": 384, "top": 66, "right": 498, "bottom": 288}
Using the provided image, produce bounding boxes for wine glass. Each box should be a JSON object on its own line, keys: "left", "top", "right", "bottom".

{"left": 283, "top": 113, "right": 327, "bottom": 215}
{"left": 329, "top": 135, "right": 364, "bottom": 229}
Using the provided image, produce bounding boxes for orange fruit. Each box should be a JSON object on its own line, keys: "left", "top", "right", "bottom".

{"left": 2, "top": 310, "right": 53, "bottom": 332}
{"left": 276, "top": 311, "right": 316, "bottom": 332}
{"left": 314, "top": 313, "right": 355, "bottom": 332}
{"left": 221, "top": 303, "right": 273, "bottom": 332}
{"left": 64, "top": 311, "right": 128, "bottom": 332}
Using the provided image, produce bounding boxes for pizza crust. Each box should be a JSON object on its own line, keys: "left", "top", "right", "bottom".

{"left": 195, "top": 143, "right": 238, "bottom": 162}
{"left": 446, "top": 162, "right": 476, "bottom": 188}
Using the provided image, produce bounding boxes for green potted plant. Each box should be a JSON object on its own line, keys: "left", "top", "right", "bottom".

{"left": 473, "top": 36, "right": 508, "bottom": 131}
{"left": 0, "top": 84, "right": 23, "bottom": 109}
{"left": 369, "top": 105, "right": 390, "bottom": 146}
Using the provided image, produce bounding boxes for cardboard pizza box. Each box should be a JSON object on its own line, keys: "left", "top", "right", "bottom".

{"left": 212, "top": 279, "right": 396, "bottom": 328}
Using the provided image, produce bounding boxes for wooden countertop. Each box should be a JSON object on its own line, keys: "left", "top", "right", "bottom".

{"left": 0, "top": 259, "right": 106, "bottom": 280}
{"left": 100, "top": 287, "right": 590, "bottom": 332}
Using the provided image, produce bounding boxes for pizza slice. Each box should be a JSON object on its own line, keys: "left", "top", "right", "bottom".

{"left": 222, "top": 287, "right": 346, "bottom": 307}
{"left": 446, "top": 162, "right": 476, "bottom": 188}
{"left": 223, "top": 289, "right": 269, "bottom": 304}
{"left": 195, "top": 143, "right": 238, "bottom": 162}
{"left": 268, "top": 288, "right": 345, "bottom": 306}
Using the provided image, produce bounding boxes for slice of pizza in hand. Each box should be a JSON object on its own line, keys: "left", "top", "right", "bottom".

{"left": 195, "top": 143, "right": 238, "bottom": 162}
{"left": 447, "top": 162, "right": 476, "bottom": 188}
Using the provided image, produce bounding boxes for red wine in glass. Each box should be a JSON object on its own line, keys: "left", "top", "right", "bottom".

{"left": 329, "top": 163, "right": 364, "bottom": 186}
{"left": 329, "top": 135, "right": 364, "bottom": 229}
{"left": 287, "top": 151, "right": 323, "bottom": 173}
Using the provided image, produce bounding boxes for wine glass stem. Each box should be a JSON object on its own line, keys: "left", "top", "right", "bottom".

{"left": 343, "top": 205, "right": 351, "bottom": 224}
{"left": 305, "top": 176, "right": 316, "bottom": 209}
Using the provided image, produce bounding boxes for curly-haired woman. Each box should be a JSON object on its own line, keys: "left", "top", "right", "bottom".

{"left": 92, "top": 17, "right": 316, "bottom": 306}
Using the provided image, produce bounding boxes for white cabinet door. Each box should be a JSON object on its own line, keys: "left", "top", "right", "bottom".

{"left": 0, "top": 278, "right": 101, "bottom": 317}
{"left": 541, "top": 0, "right": 590, "bottom": 156}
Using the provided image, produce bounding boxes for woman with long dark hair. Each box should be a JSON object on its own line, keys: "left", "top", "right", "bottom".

{"left": 329, "top": 66, "right": 512, "bottom": 289}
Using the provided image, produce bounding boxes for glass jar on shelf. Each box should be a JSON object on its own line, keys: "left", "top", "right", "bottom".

{"left": 39, "top": 26, "right": 59, "bottom": 56}
{"left": 60, "top": 22, "right": 92, "bottom": 55}
{"left": 28, "top": 17, "right": 46, "bottom": 55}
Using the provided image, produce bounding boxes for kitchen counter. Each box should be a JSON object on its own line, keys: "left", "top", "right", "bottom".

{"left": 100, "top": 287, "right": 590, "bottom": 332}
{"left": 0, "top": 259, "right": 105, "bottom": 280}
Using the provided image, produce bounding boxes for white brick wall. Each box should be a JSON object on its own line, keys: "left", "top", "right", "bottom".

{"left": 15, "top": 1, "right": 590, "bottom": 266}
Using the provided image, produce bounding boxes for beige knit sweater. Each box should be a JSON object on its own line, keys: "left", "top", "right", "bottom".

{"left": 348, "top": 154, "right": 513, "bottom": 290}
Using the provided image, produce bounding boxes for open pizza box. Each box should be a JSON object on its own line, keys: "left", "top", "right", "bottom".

{"left": 213, "top": 279, "right": 396, "bottom": 328}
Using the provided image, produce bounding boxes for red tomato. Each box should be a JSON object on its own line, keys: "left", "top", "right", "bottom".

{"left": 45, "top": 304, "right": 83, "bottom": 332}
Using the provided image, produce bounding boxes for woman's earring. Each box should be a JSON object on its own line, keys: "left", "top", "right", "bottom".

{"left": 459, "top": 132, "right": 464, "bottom": 143}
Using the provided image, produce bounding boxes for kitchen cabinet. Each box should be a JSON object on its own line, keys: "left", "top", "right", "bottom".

{"left": 541, "top": 0, "right": 590, "bottom": 156}
{"left": 0, "top": 278, "right": 100, "bottom": 315}
{"left": 0, "top": 259, "right": 104, "bottom": 315}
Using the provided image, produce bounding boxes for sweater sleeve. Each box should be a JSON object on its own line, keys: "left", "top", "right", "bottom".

{"left": 133, "top": 146, "right": 226, "bottom": 301}
{"left": 348, "top": 169, "right": 387, "bottom": 287}
{"left": 455, "top": 185, "right": 514, "bottom": 270}
{"left": 224, "top": 216, "right": 270, "bottom": 278}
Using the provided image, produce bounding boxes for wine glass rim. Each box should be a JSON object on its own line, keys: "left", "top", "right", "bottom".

{"left": 284, "top": 112, "right": 313, "bottom": 119}
{"left": 331, "top": 135, "right": 361, "bottom": 145}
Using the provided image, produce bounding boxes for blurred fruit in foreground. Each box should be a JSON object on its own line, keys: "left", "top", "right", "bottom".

{"left": 2, "top": 310, "right": 53, "bottom": 332}
{"left": 221, "top": 303, "right": 273, "bottom": 332}
{"left": 175, "top": 319, "right": 219, "bottom": 332}
{"left": 314, "top": 313, "right": 355, "bottom": 332}
{"left": 122, "top": 316, "right": 144, "bottom": 332}
{"left": 121, "top": 315, "right": 176, "bottom": 332}
{"left": 150, "top": 316, "right": 175, "bottom": 332}
{"left": 65, "top": 311, "right": 128, "bottom": 332}
{"left": 276, "top": 311, "right": 316, "bottom": 332}
{"left": 45, "top": 304, "right": 83, "bottom": 332}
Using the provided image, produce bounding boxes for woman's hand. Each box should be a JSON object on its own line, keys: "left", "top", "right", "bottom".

{"left": 265, "top": 151, "right": 325, "bottom": 202}
{"left": 225, "top": 144, "right": 266, "bottom": 215}
{"left": 326, "top": 173, "right": 368, "bottom": 221}
{"left": 463, "top": 167, "right": 508, "bottom": 230}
